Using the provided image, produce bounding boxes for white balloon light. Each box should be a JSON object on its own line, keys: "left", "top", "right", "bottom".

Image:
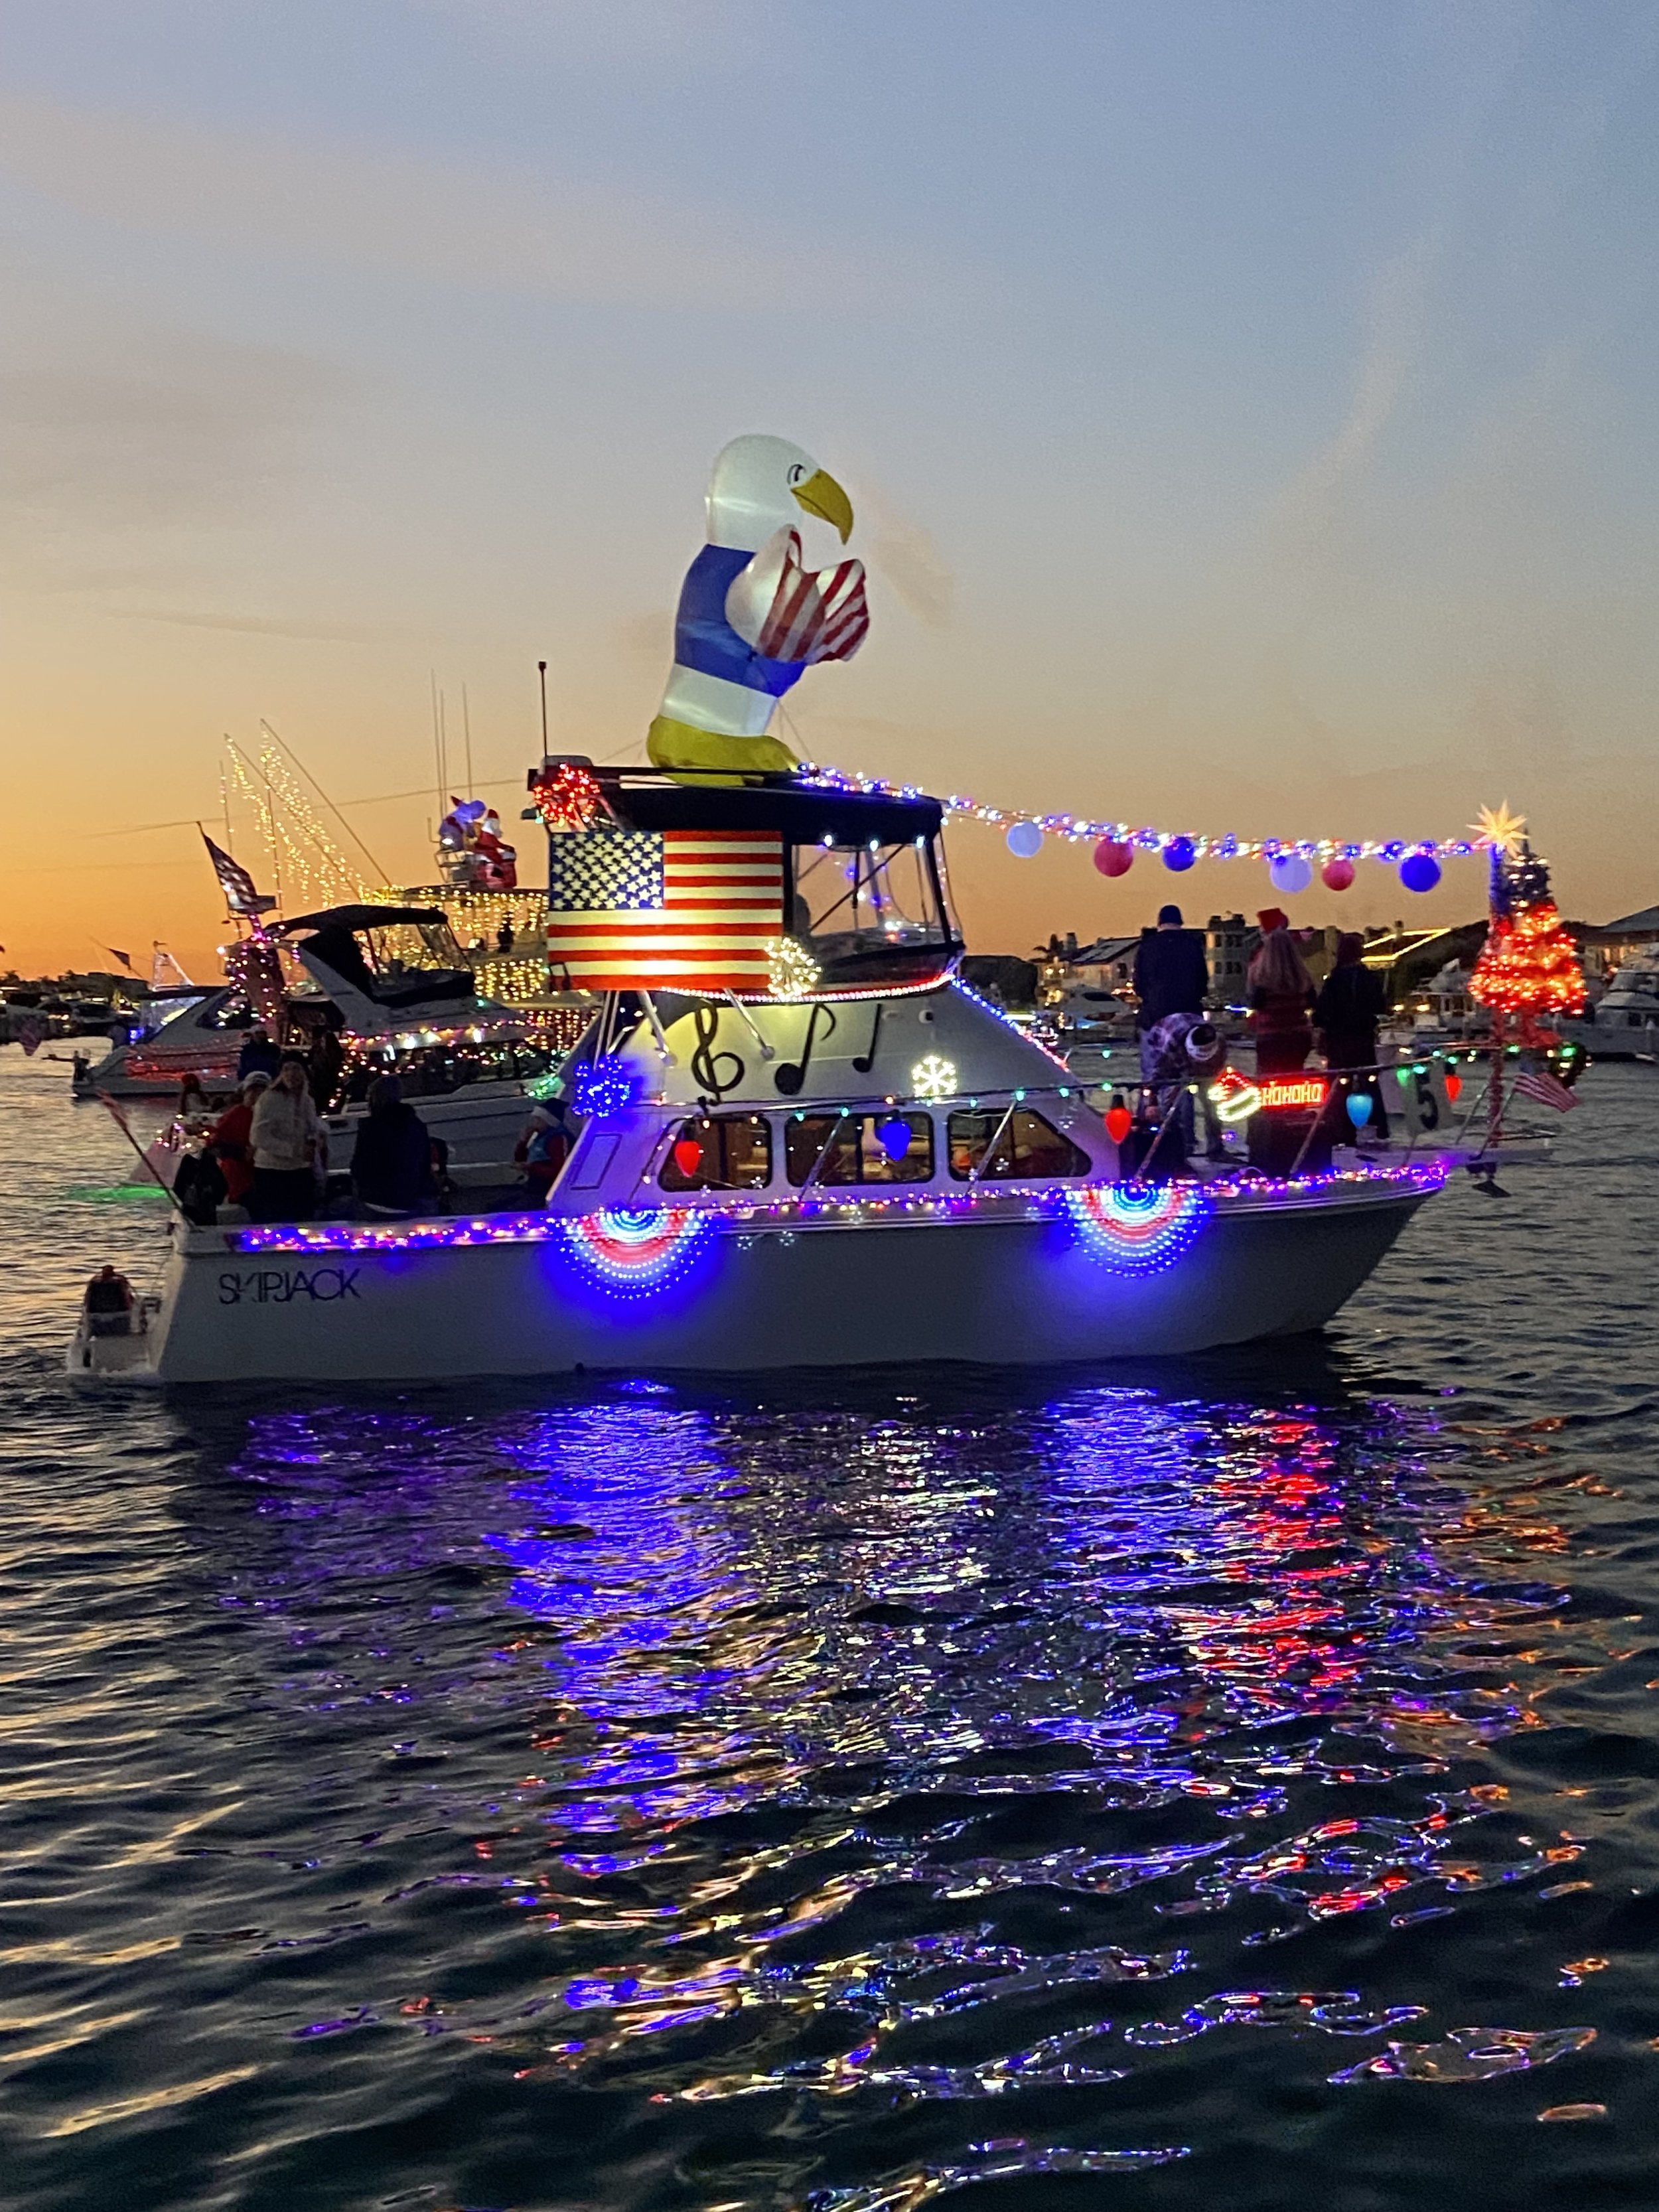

{"left": 1006, "top": 822, "right": 1045, "bottom": 859}
{"left": 1268, "top": 853, "right": 1313, "bottom": 896}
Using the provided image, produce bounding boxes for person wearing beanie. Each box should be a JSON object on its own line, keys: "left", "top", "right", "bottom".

{"left": 1131, "top": 901, "right": 1211, "bottom": 1155}
{"left": 1132, "top": 903, "right": 1209, "bottom": 1031}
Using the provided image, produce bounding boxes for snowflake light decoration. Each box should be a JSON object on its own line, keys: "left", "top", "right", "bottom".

{"left": 766, "top": 935, "right": 821, "bottom": 999}
{"left": 910, "top": 1053, "right": 958, "bottom": 1102}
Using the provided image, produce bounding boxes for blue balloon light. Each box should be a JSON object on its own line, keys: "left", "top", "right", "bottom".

{"left": 1400, "top": 850, "right": 1441, "bottom": 894}
{"left": 1269, "top": 853, "right": 1313, "bottom": 896}
{"left": 1344, "top": 1090, "right": 1373, "bottom": 1130}
{"left": 1006, "top": 821, "right": 1044, "bottom": 858}
{"left": 876, "top": 1116, "right": 913, "bottom": 1163}
{"left": 1163, "top": 836, "right": 1196, "bottom": 873}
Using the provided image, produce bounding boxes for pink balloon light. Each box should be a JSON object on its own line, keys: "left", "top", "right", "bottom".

{"left": 1094, "top": 838, "right": 1134, "bottom": 878}
{"left": 1321, "top": 857, "right": 1356, "bottom": 892}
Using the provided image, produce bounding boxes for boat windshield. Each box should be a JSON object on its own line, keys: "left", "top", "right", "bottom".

{"left": 788, "top": 839, "right": 952, "bottom": 964}
{"left": 352, "top": 916, "right": 470, "bottom": 978}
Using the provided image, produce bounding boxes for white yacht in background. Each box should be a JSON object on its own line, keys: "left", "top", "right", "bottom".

{"left": 1567, "top": 948, "right": 1659, "bottom": 1060}
{"left": 128, "top": 907, "right": 561, "bottom": 1193}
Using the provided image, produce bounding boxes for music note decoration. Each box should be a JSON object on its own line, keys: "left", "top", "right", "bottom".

{"left": 774, "top": 1003, "right": 838, "bottom": 1096}
{"left": 689, "top": 1004, "right": 746, "bottom": 1102}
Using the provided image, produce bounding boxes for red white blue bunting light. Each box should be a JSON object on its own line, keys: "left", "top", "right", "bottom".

{"left": 1067, "top": 1181, "right": 1212, "bottom": 1274}
{"left": 559, "top": 1206, "right": 710, "bottom": 1297}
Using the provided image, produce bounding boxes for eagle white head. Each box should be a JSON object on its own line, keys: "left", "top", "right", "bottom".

{"left": 705, "top": 433, "right": 855, "bottom": 553}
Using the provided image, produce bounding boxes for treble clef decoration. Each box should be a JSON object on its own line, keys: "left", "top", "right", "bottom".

{"left": 774, "top": 1003, "right": 837, "bottom": 1096}
{"left": 689, "top": 1004, "right": 745, "bottom": 1101}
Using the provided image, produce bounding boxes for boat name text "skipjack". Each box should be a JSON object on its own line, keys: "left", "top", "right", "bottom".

{"left": 218, "top": 1267, "right": 363, "bottom": 1305}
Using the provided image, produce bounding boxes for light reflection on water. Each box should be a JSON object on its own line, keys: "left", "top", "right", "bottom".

{"left": 1, "top": 1051, "right": 1658, "bottom": 2211}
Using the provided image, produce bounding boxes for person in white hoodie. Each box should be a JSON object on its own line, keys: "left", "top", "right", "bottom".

{"left": 249, "top": 1057, "right": 323, "bottom": 1222}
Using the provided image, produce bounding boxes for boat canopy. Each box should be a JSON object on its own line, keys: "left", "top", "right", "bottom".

{"left": 277, "top": 905, "right": 449, "bottom": 934}
{"left": 595, "top": 770, "right": 943, "bottom": 846}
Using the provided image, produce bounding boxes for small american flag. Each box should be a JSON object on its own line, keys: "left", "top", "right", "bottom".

{"left": 739, "top": 529, "right": 869, "bottom": 664}
{"left": 1512, "top": 1063, "right": 1578, "bottom": 1112}
{"left": 200, "top": 830, "right": 276, "bottom": 916}
{"left": 546, "top": 827, "right": 783, "bottom": 993}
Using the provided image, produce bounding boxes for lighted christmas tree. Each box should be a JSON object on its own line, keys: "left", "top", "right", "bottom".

{"left": 1468, "top": 806, "right": 1585, "bottom": 1036}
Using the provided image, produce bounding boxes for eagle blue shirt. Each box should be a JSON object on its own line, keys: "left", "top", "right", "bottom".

{"left": 672, "top": 545, "right": 806, "bottom": 701}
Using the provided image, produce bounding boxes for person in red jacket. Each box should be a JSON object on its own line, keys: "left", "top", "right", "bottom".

{"left": 204, "top": 1070, "right": 271, "bottom": 1209}
{"left": 1247, "top": 912, "right": 1317, "bottom": 1074}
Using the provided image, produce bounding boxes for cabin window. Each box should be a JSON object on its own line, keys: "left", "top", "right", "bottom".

{"left": 659, "top": 1114, "right": 772, "bottom": 1192}
{"left": 787, "top": 841, "right": 951, "bottom": 960}
{"left": 784, "top": 1112, "right": 934, "bottom": 1186}
{"left": 342, "top": 1039, "right": 551, "bottom": 1102}
{"left": 947, "top": 1108, "right": 1090, "bottom": 1181}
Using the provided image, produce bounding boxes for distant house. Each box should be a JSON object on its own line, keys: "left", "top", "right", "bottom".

{"left": 1066, "top": 935, "right": 1139, "bottom": 991}
{"left": 1204, "top": 913, "right": 1255, "bottom": 1004}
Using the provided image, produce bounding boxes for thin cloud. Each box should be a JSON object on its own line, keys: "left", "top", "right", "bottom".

{"left": 0, "top": 92, "right": 900, "bottom": 313}
{"left": 115, "top": 609, "right": 405, "bottom": 642}
{"left": 1276, "top": 228, "right": 1438, "bottom": 542}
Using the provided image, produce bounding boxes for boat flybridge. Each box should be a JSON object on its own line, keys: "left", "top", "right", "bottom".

{"left": 72, "top": 770, "right": 1471, "bottom": 1384}
{"left": 1564, "top": 947, "right": 1659, "bottom": 1061}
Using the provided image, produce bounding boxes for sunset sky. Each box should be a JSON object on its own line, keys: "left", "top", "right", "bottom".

{"left": 3, "top": 1, "right": 1657, "bottom": 978}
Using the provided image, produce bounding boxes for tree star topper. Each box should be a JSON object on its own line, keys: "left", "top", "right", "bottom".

{"left": 1472, "top": 802, "right": 1528, "bottom": 857}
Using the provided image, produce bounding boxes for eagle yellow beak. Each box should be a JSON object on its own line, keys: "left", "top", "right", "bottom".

{"left": 792, "top": 468, "right": 853, "bottom": 543}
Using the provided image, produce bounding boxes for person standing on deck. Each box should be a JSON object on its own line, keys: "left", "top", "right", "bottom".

{"left": 238, "top": 1026, "right": 283, "bottom": 1082}
{"left": 1315, "top": 932, "right": 1390, "bottom": 1138}
{"left": 1247, "top": 912, "right": 1317, "bottom": 1074}
{"left": 204, "top": 1070, "right": 271, "bottom": 1213}
{"left": 1133, "top": 904, "right": 1210, "bottom": 1151}
{"left": 248, "top": 1058, "right": 323, "bottom": 1222}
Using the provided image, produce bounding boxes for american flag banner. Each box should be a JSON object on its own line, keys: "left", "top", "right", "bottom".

{"left": 1512, "top": 1063, "right": 1579, "bottom": 1112}
{"left": 732, "top": 529, "right": 869, "bottom": 666}
{"left": 200, "top": 830, "right": 276, "bottom": 917}
{"left": 545, "top": 827, "right": 783, "bottom": 993}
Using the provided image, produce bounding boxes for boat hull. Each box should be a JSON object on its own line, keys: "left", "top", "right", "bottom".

{"left": 125, "top": 1184, "right": 1427, "bottom": 1384}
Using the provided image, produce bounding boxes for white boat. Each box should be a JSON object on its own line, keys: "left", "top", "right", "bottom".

{"left": 74, "top": 986, "right": 250, "bottom": 1100}
{"left": 71, "top": 774, "right": 1472, "bottom": 1385}
{"left": 135, "top": 906, "right": 563, "bottom": 1196}
{"left": 1565, "top": 948, "right": 1659, "bottom": 1060}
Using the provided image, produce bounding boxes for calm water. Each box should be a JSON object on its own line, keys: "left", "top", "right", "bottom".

{"left": 3, "top": 1047, "right": 1657, "bottom": 2211}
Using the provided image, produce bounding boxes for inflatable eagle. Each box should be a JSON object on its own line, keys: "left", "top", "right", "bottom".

{"left": 646, "top": 434, "right": 869, "bottom": 778}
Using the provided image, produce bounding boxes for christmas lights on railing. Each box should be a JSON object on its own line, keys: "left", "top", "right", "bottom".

{"left": 800, "top": 768, "right": 1526, "bottom": 896}
{"left": 233, "top": 1158, "right": 1447, "bottom": 1262}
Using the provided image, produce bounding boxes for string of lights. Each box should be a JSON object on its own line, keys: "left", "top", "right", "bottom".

{"left": 225, "top": 740, "right": 364, "bottom": 912}
{"left": 234, "top": 1157, "right": 1445, "bottom": 1260}
{"left": 800, "top": 765, "right": 1512, "bottom": 887}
